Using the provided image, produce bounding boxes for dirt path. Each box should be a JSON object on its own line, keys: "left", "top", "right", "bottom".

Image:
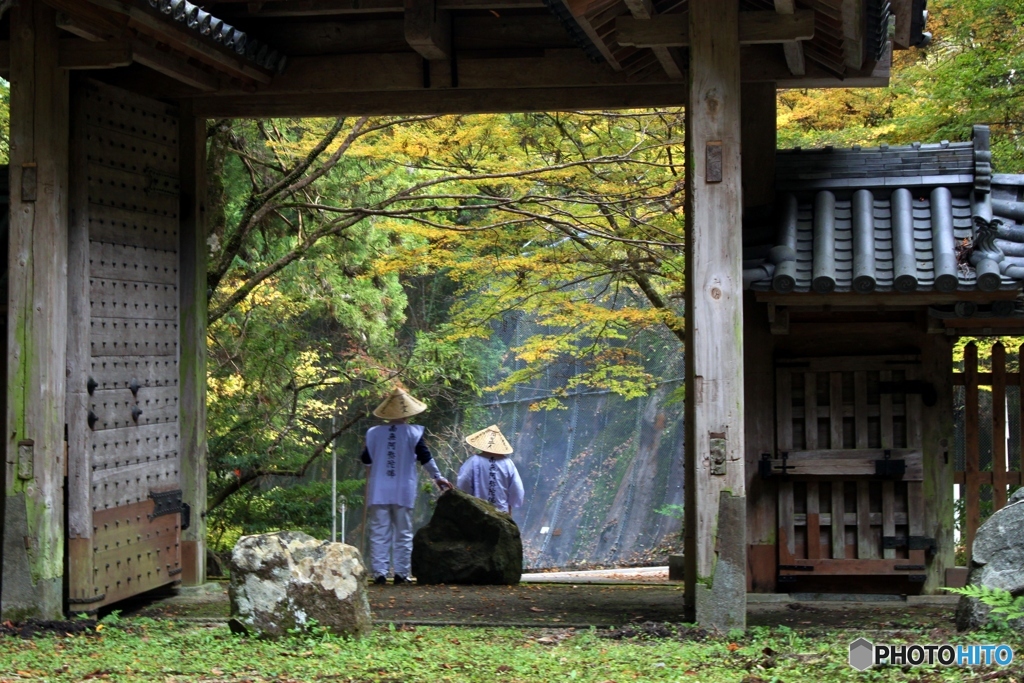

{"left": 116, "top": 581, "right": 957, "bottom": 631}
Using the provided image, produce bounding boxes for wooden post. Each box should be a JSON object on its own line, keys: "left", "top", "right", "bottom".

{"left": 2, "top": 0, "right": 70, "bottom": 620}
{"left": 740, "top": 82, "right": 776, "bottom": 209}
{"left": 964, "top": 343, "right": 980, "bottom": 566}
{"left": 684, "top": 0, "right": 746, "bottom": 629}
{"left": 743, "top": 293, "right": 776, "bottom": 592}
{"left": 179, "top": 102, "right": 208, "bottom": 586}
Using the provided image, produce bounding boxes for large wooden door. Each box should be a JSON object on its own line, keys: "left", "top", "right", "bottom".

{"left": 66, "top": 81, "right": 183, "bottom": 612}
{"left": 770, "top": 356, "right": 929, "bottom": 585}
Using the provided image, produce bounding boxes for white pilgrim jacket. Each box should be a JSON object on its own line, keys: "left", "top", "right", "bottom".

{"left": 456, "top": 454, "right": 525, "bottom": 514}
{"left": 363, "top": 423, "right": 442, "bottom": 508}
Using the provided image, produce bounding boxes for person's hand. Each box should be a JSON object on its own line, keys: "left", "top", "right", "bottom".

{"left": 435, "top": 477, "right": 453, "bottom": 491}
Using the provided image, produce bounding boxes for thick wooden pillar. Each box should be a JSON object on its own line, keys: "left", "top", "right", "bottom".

{"left": 2, "top": 0, "right": 70, "bottom": 620}
{"left": 684, "top": 0, "right": 746, "bottom": 629}
{"left": 179, "top": 103, "right": 208, "bottom": 586}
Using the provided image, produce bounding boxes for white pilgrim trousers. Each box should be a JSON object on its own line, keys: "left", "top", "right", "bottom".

{"left": 367, "top": 504, "right": 414, "bottom": 578}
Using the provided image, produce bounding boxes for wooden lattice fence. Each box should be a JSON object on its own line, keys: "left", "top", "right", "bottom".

{"left": 953, "top": 342, "right": 1024, "bottom": 565}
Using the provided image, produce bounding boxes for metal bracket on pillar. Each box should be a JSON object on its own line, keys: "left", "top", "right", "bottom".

{"left": 706, "top": 141, "right": 723, "bottom": 183}
{"left": 710, "top": 432, "right": 727, "bottom": 475}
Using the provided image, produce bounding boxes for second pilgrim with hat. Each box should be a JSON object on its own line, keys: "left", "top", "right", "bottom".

{"left": 457, "top": 425, "right": 525, "bottom": 514}
{"left": 361, "top": 388, "right": 451, "bottom": 585}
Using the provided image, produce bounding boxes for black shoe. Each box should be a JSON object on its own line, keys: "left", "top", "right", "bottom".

{"left": 393, "top": 575, "right": 410, "bottom": 585}
{"left": 374, "top": 575, "right": 387, "bottom": 585}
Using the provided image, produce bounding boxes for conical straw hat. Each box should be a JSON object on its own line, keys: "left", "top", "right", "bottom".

{"left": 465, "top": 425, "right": 513, "bottom": 455}
{"left": 373, "top": 388, "right": 427, "bottom": 419}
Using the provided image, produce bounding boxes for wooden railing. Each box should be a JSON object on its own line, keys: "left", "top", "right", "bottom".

{"left": 952, "top": 342, "right": 1024, "bottom": 564}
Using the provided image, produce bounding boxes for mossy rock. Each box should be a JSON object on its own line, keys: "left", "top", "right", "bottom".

{"left": 412, "top": 489, "right": 523, "bottom": 585}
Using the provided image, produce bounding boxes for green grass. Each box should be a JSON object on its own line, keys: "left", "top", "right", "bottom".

{"left": 1, "top": 618, "right": 1022, "bottom": 683}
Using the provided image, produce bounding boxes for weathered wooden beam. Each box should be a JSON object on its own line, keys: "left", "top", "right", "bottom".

{"left": 83, "top": 0, "right": 274, "bottom": 84}
{"left": 558, "top": 0, "right": 623, "bottom": 71}
{"left": 59, "top": 39, "right": 133, "bottom": 69}
{"left": 0, "top": 39, "right": 132, "bottom": 73}
{"left": 622, "top": 0, "right": 683, "bottom": 80}
{"left": 617, "top": 10, "right": 815, "bottom": 48}
{"left": 233, "top": 49, "right": 647, "bottom": 95}
{"left": 683, "top": 0, "right": 746, "bottom": 631}
{"left": 133, "top": 41, "right": 221, "bottom": 92}
{"left": 216, "top": 0, "right": 547, "bottom": 15}
{"left": 260, "top": 15, "right": 574, "bottom": 55}
{"left": 192, "top": 83, "right": 687, "bottom": 116}
{"left": 841, "top": 0, "right": 864, "bottom": 69}
{"left": 2, "top": 0, "right": 70, "bottom": 621}
{"left": 773, "top": 0, "right": 805, "bottom": 76}
{"left": 111, "top": 40, "right": 885, "bottom": 106}
{"left": 892, "top": 0, "right": 913, "bottom": 49}
{"left": 751, "top": 43, "right": 889, "bottom": 88}
{"left": 54, "top": 4, "right": 126, "bottom": 42}
{"left": 404, "top": 0, "right": 451, "bottom": 60}
{"left": 179, "top": 100, "right": 208, "bottom": 587}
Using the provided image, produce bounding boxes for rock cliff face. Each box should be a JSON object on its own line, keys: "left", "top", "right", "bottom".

{"left": 956, "top": 488, "right": 1024, "bottom": 631}
{"left": 412, "top": 489, "right": 523, "bottom": 585}
{"left": 229, "top": 530, "right": 371, "bottom": 638}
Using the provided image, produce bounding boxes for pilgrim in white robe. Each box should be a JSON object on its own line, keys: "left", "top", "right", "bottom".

{"left": 456, "top": 454, "right": 524, "bottom": 514}
{"left": 362, "top": 423, "right": 445, "bottom": 578}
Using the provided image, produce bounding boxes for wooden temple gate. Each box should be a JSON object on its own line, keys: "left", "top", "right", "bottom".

{"left": 954, "top": 341, "right": 1024, "bottom": 566}
{"left": 0, "top": 0, "right": 935, "bottom": 630}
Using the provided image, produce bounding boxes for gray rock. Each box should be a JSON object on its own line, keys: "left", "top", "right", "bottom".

{"left": 412, "top": 489, "right": 523, "bottom": 585}
{"left": 1009, "top": 487, "right": 1024, "bottom": 506}
{"left": 229, "top": 530, "right": 371, "bottom": 638}
{"left": 956, "top": 500, "right": 1024, "bottom": 631}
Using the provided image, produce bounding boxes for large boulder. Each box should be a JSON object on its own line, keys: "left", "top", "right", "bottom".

{"left": 229, "top": 530, "right": 372, "bottom": 638}
{"left": 412, "top": 488, "right": 523, "bottom": 585}
{"left": 956, "top": 493, "right": 1024, "bottom": 631}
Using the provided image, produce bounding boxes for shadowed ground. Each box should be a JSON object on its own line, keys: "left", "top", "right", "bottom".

{"left": 115, "top": 581, "right": 957, "bottom": 631}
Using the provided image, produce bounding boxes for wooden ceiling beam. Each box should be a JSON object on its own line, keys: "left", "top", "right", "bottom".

{"left": 258, "top": 16, "right": 574, "bottom": 56}
{"left": 0, "top": 39, "right": 132, "bottom": 73}
{"left": 211, "top": 0, "right": 547, "bottom": 16}
{"left": 773, "top": 0, "right": 805, "bottom": 76}
{"left": 557, "top": 0, "right": 624, "bottom": 71}
{"left": 841, "top": 0, "right": 863, "bottom": 69}
{"left": 622, "top": 0, "right": 684, "bottom": 81}
{"left": 404, "top": 0, "right": 451, "bottom": 60}
{"left": 617, "top": 10, "right": 815, "bottom": 48}
{"left": 79, "top": 0, "right": 274, "bottom": 84}
{"left": 132, "top": 40, "right": 221, "bottom": 92}
{"left": 59, "top": 39, "right": 134, "bottom": 70}
{"left": 233, "top": 49, "right": 646, "bottom": 95}
{"left": 51, "top": 0, "right": 128, "bottom": 41}
{"left": 191, "top": 83, "right": 688, "bottom": 117}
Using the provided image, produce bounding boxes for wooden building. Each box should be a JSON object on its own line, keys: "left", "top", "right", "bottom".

{"left": 742, "top": 130, "right": 1024, "bottom": 596}
{"left": 0, "top": 0, "right": 943, "bottom": 631}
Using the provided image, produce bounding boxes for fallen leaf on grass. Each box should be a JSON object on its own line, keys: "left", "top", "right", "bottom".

{"left": 536, "top": 636, "right": 558, "bottom": 645}
{"left": 529, "top": 607, "right": 545, "bottom": 612}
